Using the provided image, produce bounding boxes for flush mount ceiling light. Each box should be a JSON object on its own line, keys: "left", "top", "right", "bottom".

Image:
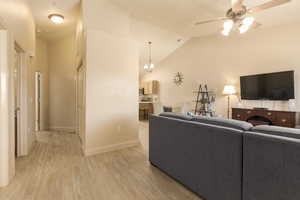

{"left": 48, "top": 14, "right": 64, "bottom": 24}
{"left": 144, "top": 41, "right": 154, "bottom": 73}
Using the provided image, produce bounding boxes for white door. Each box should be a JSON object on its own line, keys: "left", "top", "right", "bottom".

{"left": 13, "top": 49, "right": 21, "bottom": 157}
{"left": 35, "top": 72, "right": 41, "bottom": 131}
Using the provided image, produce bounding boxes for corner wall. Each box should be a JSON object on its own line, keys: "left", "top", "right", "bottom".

{"left": 35, "top": 38, "right": 49, "bottom": 130}
{"left": 141, "top": 24, "right": 300, "bottom": 121}
{"left": 0, "top": 0, "right": 35, "bottom": 53}
{"left": 48, "top": 35, "right": 76, "bottom": 132}
{"left": 0, "top": 0, "right": 36, "bottom": 187}
{"left": 84, "top": 30, "right": 139, "bottom": 155}
{"left": 82, "top": 0, "right": 139, "bottom": 155}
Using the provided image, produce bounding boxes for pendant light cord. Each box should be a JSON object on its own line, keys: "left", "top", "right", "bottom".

{"left": 148, "top": 41, "right": 152, "bottom": 64}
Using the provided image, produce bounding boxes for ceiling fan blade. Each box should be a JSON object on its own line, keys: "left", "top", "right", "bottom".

{"left": 248, "top": 0, "right": 291, "bottom": 13}
{"left": 195, "top": 17, "right": 228, "bottom": 25}
{"left": 231, "top": 0, "right": 244, "bottom": 11}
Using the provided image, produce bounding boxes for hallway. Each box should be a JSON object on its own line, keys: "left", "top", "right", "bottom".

{"left": 0, "top": 131, "right": 201, "bottom": 200}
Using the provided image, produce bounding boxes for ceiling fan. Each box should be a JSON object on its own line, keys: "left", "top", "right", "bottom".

{"left": 195, "top": 0, "right": 291, "bottom": 36}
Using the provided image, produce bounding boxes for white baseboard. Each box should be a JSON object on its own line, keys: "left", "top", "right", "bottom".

{"left": 84, "top": 140, "right": 140, "bottom": 156}
{"left": 49, "top": 126, "right": 75, "bottom": 133}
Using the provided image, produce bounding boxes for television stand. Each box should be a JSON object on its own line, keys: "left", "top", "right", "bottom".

{"left": 253, "top": 107, "right": 269, "bottom": 110}
{"left": 232, "top": 108, "right": 297, "bottom": 128}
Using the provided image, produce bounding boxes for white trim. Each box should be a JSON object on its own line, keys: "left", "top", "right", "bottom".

{"left": 18, "top": 50, "right": 29, "bottom": 156}
{"left": 84, "top": 140, "right": 140, "bottom": 156}
{"left": 0, "top": 30, "right": 15, "bottom": 187}
{"left": 49, "top": 126, "right": 76, "bottom": 133}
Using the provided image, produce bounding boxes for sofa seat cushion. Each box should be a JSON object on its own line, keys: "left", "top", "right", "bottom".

{"left": 251, "top": 125, "right": 300, "bottom": 139}
{"left": 192, "top": 116, "right": 253, "bottom": 131}
{"left": 159, "top": 112, "right": 193, "bottom": 121}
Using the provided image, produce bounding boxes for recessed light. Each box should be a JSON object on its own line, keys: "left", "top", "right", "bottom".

{"left": 48, "top": 14, "right": 64, "bottom": 24}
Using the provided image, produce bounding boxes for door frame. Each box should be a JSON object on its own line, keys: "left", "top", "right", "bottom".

{"left": 15, "top": 42, "right": 30, "bottom": 156}
{"left": 0, "top": 30, "right": 29, "bottom": 187}
{"left": 0, "top": 30, "right": 15, "bottom": 187}
{"left": 35, "top": 71, "right": 41, "bottom": 132}
{"left": 15, "top": 43, "right": 28, "bottom": 157}
{"left": 75, "top": 62, "right": 86, "bottom": 149}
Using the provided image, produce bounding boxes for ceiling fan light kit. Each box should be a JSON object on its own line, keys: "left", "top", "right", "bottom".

{"left": 195, "top": 0, "right": 291, "bottom": 36}
{"left": 243, "top": 17, "right": 255, "bottom": 26}
{"left": 239, "top": 24, "right": 250, "bottom": 34}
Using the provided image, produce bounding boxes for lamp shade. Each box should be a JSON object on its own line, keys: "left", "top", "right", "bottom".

{"left": 223, "top": 85, "right": 236, "bottom": 95}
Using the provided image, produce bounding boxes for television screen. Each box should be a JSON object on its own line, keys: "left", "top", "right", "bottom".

{"left": 240, "top": 71, "right": 294, "bottom": 100}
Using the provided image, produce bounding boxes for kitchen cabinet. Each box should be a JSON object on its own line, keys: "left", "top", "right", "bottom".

{"left": 140, "top": 80, "right": 159, "bottom": 95}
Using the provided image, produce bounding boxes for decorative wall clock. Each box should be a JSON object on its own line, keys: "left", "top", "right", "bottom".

{"left": 174, "top": 72, "right": 184, "bottom": 86}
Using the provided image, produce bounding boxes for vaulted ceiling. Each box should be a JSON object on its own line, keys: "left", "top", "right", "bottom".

{"left": 27, "top": 0, "right": 299, "bottom": 74}
{"left": 111, "top": 0, "right": 299, "bottom": 37}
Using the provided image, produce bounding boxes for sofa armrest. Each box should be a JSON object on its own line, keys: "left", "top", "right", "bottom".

{"left": 243, "top": 131, "right": 300, "bottom": 200}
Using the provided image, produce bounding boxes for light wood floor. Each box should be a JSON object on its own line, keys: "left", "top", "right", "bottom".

{"left": 0, "top": 128, "right": 202, "bottom": 200}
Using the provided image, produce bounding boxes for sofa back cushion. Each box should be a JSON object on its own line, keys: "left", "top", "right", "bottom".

{"left": 159, "top": 112, "right": 193, "bottom": 121}
{"left": 251, "top": 125, "right": 300, "bottom": 139}
{"left": 192, "top": 116, "right": 253, "bottom": 131}
{"left": 150, "top": 115, "right": 243, "bottom": 200}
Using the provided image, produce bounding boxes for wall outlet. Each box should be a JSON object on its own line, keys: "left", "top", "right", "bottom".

{"left": 117, "top": 125, "right": 121, "bottom": 133}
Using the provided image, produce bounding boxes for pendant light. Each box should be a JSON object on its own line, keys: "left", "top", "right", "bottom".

{"left": 144, "top": 41, "right": 154, "bottom": 72}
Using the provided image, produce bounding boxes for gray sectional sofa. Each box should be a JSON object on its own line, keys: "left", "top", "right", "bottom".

{"left": 149, "top": 113, "right": 300, "bottom": 200}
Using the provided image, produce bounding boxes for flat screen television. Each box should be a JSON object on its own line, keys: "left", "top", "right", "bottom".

{"left": 240, "top": 71, "right": 294, "bottom": 100}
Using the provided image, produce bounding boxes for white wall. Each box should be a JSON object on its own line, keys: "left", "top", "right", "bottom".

{"left": 0, "top": 0, "right": 35, "bottom": 52}
{"left": 35, "top": 38, "right": 49, "bottom": 130}
{"left": 82, "top": 0, "right": 130, "bottom": 37}
{"left": 85, "top": 30, "right": 139, "bottom": 154}
{"left": 48, "top": 34, "right": 76, "bottom": 131}
{"left": 142, "top": 24, "right": 300, "bottom": 123}
{"left": 0, "top": 31, "right": 15, "bottom": 187}
{"left": 26, "top": 55, "right": 36, "bottom": 152}
{"left": 82, "top": 0, "right": 139, "bottom": 155}
{"left": 0, "top": 0, "right": 36, "bottom": 187}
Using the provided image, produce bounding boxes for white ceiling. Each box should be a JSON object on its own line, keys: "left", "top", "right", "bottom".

{"left": 111, "top": 0, "right": 300, "bottom": 37}
{"left": 109, "top": 0, "right": 299, "bottom": 75}
{"left": 28, "top": 0, "right": 80, "bottom": 41}
{"left": 27, "top": 0, "right": 299, "bottom": 74}
{"left": 130, "top": 18, "right": 190, "bottom": 77}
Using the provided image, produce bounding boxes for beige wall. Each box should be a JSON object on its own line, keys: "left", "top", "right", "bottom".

{"left": 26, "top": 56, "right": 36, "bottom": 151}
{"left": 48, "top": 35, "right": 76, "bottom": 131}
{"left": 35, "top": 38, "right": 49, "bottom": 130}
{"left": 82, "top": 0, "right": 130, "bottom": 37}
{"left": 0, "top": 0, "right": 36, "bottom": 187}
{"left": 142, "top": 24, "right": 300, "bottom": 122}
{"left": 82, "top": 0, "right": 139, "bottom": 155}
{"left": 84, "top": 30, "right": 139, "bottom": 155}
{"left": 0, "top": 0, "right": 36, "bottom": 150}
{"left": 0, "top": 0, "right": 35, "bottom": 52}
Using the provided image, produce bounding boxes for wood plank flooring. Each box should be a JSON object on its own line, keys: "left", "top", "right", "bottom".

{"left": 0, "top": 130, "right": 202, "bottom": 200}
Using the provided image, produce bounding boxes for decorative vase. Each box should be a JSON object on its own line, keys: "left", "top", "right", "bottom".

{"left": 288, "top": 99, "right": 296, "bottom": 111}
